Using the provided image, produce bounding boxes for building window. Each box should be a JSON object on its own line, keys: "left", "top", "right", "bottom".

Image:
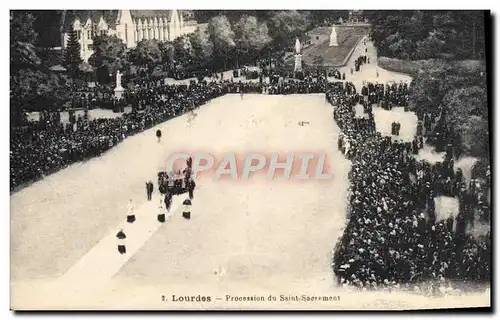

{"left": 88, "top": 44, "right": 93, "bottom": 50}
{"left": 125, "top": 24, "right": 128, "bottom": 42}
{"left": 76, "top": 30, "right": 81, "bottom": 39}
{"left": 87, "top": 30, "right": 91, "bottom": 39}
{"left": 316, "top": 36, "right": 319, "bottom": 40}
{"left": 100, "top": 30, "right": 107, "bottom": 36}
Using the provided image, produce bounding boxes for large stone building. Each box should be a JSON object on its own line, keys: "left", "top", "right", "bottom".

{"left": 60, "top": 10, "right": 198, "bottom": 62}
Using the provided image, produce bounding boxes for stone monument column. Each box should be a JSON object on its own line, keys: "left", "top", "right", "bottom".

{"left": 294, "top": 38, "right": 302, "bottom": 72}
{"left": 114, "top": 70, "right": 124, "bottom": 99}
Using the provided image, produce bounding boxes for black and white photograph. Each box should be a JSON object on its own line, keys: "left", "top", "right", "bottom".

{"left": 8, "top": 6, "right": 492, "bottom": 311}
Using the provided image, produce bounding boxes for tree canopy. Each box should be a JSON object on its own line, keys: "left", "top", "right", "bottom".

{"left": 128, "top": 39, "right": 162, "bottom": 70}
{"left": 409, "top": 64, "right": 489, "bottom": 159}
{"left": 268, "top": 10, "right": 309, "bottom": 50}
{"left": 10, "top": 11, "right": 41, "bottom": 72}
{"left": 10, "top": 11, "right": 67, "bottom": 123}
{"left": 89, "top": 34, "right": 128, "bottom": 75}
{"left": 367, "top": 10, "right": 487, "bottom": 60}
{"left": 62, "top": 25, "right": 83, "bottom": 79}
{"left": 207, "top": 15, "right": 236, "bottom": 70}
{"left": 188, "top": 28, "right": 213, "bottom": 68}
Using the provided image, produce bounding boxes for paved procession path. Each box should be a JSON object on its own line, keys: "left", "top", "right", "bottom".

{"left": 11, "top": 93, "right": 352, "bottom": 310}
{"left": 337, "top": 36, "right": 412, "bottom": 91}
{"left": 56, "top": 194, "right": 185, "bottom": 284}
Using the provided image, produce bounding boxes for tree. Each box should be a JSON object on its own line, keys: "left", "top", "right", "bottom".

{"left": 128, "top": 39, "right": 161, "bottom": 71}
{"left": 207, "top": 15, "right": 236, "bottom": 70}
{"left": 188, "top": 28, "right": 213, "bottom": 68}
{"left": 62, "top": 25, "right": 82, "bottom": 79}
{"left": 460, "top": 115, "right": 489, "bottom": 158}
{"left": 443, "top": 86, "right": 487, "bottom": 131}
{"left": 408, "top": 72, "right": 444, "bottom": 114}
{"left": 193, "top": 10, "right": 224, "bottom": 23}
{"left": 234, "top": 15, "right": 271, "bottom": 67}
{"left": 10, "top": 11, "right": 43, "bottom": 125}
{"left": 173, "top": 36, "right": 193, "bottom": 65}
{"left": 159, "top": 41, "right": 174, "bottom": 66}
{"left": 410, "top": 67, "right": 489, "bottom": 160}
{"left": 89, "top": 34, "right": 128, "bottom": 82}
{"left": 414, "top": 31, "right": 446, "bottom": 60}
{"left": 369, "top": 10, "right": 487, "bottom": 60}
{"left": 10, "top": 11, "right": 40, "bottom": 73}
{"left": 308, "top": 10, "right": 348, "bottom": 26}
{"left": 269, "top": 10, "right": 308, "bottom": 50}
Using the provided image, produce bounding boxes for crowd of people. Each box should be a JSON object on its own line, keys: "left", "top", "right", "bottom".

{"left": 361, "top": 81, "right": 409, "bottom": 109}
{"left": 328, "top": 80, "right": 490, "bottom": 293}
{"left": 10, "top": 80, "right": 231, "bottom": 189}
{"left": 10, "top": 73, "right": 333, "bottom": 190}
{"left": 11, "top": 63, "right": 491, "bottom": 293}
{"left": 266, "top": 77, "right": 327, "bottom": 94}
{"left": 353, "top": 54, "right": 369, "bottom": 73}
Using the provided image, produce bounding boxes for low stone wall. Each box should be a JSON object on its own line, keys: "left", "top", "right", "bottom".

{"left": 377, "top": 57, "right": 485, "bottom": 76}
{"left": 377, "top": 57, "right": 422, "bottom": 76}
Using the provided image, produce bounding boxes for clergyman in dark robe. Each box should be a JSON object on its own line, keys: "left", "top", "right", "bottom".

{"left": 116, "top": 229, "right": 126, "bottom": 254}
{"left": 182, "top": 198, "right": 192, "bottom": 220}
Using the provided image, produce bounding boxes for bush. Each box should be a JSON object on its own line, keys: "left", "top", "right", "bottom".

{"left": 471, "top": 159, "right": 490, "bottom": 180}
{"left": 408, "top": 60, "right": 489, "bottom": 160}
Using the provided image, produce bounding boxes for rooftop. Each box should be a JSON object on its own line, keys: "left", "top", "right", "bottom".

{"left": 61, "top": 10, "right": 186, "bottom": 32}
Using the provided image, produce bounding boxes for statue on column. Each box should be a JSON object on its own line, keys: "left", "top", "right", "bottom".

{"left": 294, "top": 38, "right": 302, "bottom": 73}
{"left": 116, "top": 70, "right": 123, "bottom": 89}
{"left": 295, "top": 38, "right": 301, "bottom": 54}
{"left": 114, "top": 70, "right": 124, "bottom": 99}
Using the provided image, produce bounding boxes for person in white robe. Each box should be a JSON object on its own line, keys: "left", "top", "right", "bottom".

{"left": 126, "top": 199, "right": 136, "bottom": 223}
{"left": 158, "top": 199, "right": 166, "bottom": 223}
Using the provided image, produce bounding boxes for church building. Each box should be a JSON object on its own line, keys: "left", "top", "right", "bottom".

{"left": 60, "top": 10, "right": 197, "bottom": 62}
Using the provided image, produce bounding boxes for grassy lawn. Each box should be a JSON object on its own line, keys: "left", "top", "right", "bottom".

{"left": 302, "top": 34, "right": 362, "bottom": 67}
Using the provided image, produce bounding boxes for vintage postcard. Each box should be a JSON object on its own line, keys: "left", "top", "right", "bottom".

{"left": 10, "top": 9, "right": 491, "bottom": 310}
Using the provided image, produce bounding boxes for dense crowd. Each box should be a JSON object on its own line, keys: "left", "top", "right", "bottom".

{"left": 266, "top": 77, "right": 327, "bottom": 94}
{"left": 11, "top": 81, "right": 230, "bottom": 189}
{"left": 11, "top": 68, "right": 491, "bottom": 292}
{"left": 10, "top": 74, "right": 332, "bottom": 190}
{"left": 328, "top": 80, "right": 491, "bottom": 293}
{"left": 41, "top": 71, "right": 333, "bottom": 115}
